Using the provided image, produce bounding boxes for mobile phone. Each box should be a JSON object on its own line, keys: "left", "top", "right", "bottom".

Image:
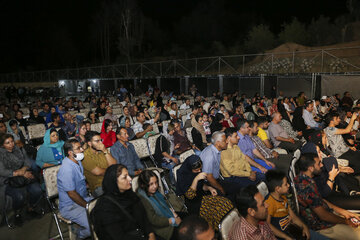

{"left": 0, "top": 113, "right": 3, "bottom": 118}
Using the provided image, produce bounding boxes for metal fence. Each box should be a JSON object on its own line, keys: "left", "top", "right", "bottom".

{"left": 2, "top": 46, "right": 360, "bottom": 83}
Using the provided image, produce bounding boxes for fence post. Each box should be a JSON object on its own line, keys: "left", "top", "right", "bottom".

{"left": 156, "top": 76, "right": 161, "bottom": 90}
{"left": 271, "top": 54, "right": 274, "bottom": 74}
{"left": 219, "top": 74, "right": 224, "bottom": 94}
{"left": 195, "top": 59, "right": 198, "bottom": 77}
{"left": 242, "top": 55, "right": 245, "bottom": 74}
{"left": 292, "top": 52, "right": 295, "bottom": 73}
{"left": 260, "top": 74, "right": 265, "bottom": 96}
{"left": 321, "top": 50, "right": 324, "bottom": 72}
{"left": 218, "top": 57, "right": 221, "bottom": 75}
{"left": 184, "top": 76, "right": 189, "bottom": 95}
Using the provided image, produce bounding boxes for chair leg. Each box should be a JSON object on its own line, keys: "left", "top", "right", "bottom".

{"left": 52, "top": 212, "right": 64, "bottom": 240}
{"left": 3, "top": 210, "right": 14, "bottom": 229}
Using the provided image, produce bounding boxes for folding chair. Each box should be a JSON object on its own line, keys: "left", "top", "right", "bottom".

{"left": 90, "top": 123, "right": 102, "bottom": 133}
{"left": 28, "top": 124, "right": 46, "bottom": 141}
{"left": 257, "top": 181, "right": 269, "bottom": 198}
{"left": 218, "top": 209, "right": 240, "bottom": 240}
{"left": 186, "top": 127, "right": 193, "bottom": 143}
{"left": 85, "top": 198, "right": 99, "bottom": 240}
{"left": 147, "top": 134, "right": 161, "bottom": 167}
{"left": 43, "top": 165, "right": 77, "bottom": 240}
{"left": 130, "top": 138, "right": 151, "bottom": 168}
{"left": 179, "top": 149, "right": 195, "bottom": 163}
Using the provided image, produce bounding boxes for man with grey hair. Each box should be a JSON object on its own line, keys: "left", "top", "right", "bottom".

{"left": 200, "top": 131, "right": 228, "bottom": 194}
{"left": 268, "top": 112, "right": 302, "bottom": 152}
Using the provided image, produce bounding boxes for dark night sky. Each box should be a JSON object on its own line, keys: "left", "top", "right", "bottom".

{"left": 0, "top": 0, "right": 349, "bottom": 74}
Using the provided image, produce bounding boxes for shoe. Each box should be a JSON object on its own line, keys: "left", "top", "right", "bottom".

{"left": 13, "top": 214, "right": 23, "bottom": 227}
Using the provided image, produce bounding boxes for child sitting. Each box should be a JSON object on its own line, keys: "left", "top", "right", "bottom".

{"left": 265, "top": 170, "right": 329, "bottom": 240}
{"left": 142, "top": 123, "right": 156, "bottom": 138}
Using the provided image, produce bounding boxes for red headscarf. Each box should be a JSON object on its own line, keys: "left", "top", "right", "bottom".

{"left": 100, "top": 120, "right": 116, "bottom": 148}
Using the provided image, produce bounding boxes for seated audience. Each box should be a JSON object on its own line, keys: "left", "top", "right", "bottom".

{"left": 87, "top": 111, "right": 99, "bottom": 124}
{"left": 222, "top": 111, "right": 236, "bottom": 129}
{"left": 268, "top": 112, "right": 302, "bottom": 152}
{"left": 132, "top": 111, "right": 160, "bottom": 139}
{"left": 265, "top": 170, "right": 327, "bottom": 240}
{"left": 36, "top": 128, "right": 65, "bottom": 168}
{"left": 75, "top": 122, "right": 87, "bottom": 149}
{"left": 176, "top": 155, "right": 233, "bottom": 230}
{"left": 229, "top": 185, "right": 276, "bottom": 240}
{"left": 82, "top": 131, "right": 116, "bottom": 197}
{"left": 7, "top": 119, "right": 26, "bottom": 148}
{"left": 91, "top": 164, "right": 156, "bottom": 240}
{"left": 137, "top": 170, "right": 180, "bottom": 240}
{"left": 177, "top": 215, "right": 215, "bottom": 240}
{"left": 303, "top": 100, "right": 322, "bottom": 129}
{"left": 110, "top": 127, "right": 144, "bottom": 177}
{"left": 191, "top": 115, "right": 206, "bottom": 151}
{"left": 104, "top": 106, "right": 118, "bottom": 125}
{"left": 49, "top": 112, "right": 67, "bottom": 141}
{"left": 324, "top": 111, "right": 360, "bottom": 172}
{"left": 62, "top": 112, "right": 77, "bottom": 138}
{"left": 28, "top": 108, "right": 46, "bottom": 125}
{"left": 95, "top": 101, "right": 106, "bottom": 117}
{"left": 210, "top": 113, "right": 225, "bottom": 133}
{"left": 257, "top": 117, "right": 273, "bottom": 149}
{"left": 57, "top": 139, "right": 93, "bottom": 239}
{"left": 154, "top": 123, "right": 178, "bottom": 182}
{"left": 249, "top": 120, "right": 292, "bottom": 173}
{"left": 100, "top": 119, "right": 116, "bottom": 148}
{"left": 237, "top": 119, "right": 275, "bottom": 173}
{"left": 0, "top": 120, "right": 7, "bottom": 133}
{"left": 295, "top": 153, "right": 360, "bottom": 240}
{"left": 173, "top": 121, "right": 200, "bottom": 155}
{"left": 124, "top": 117, "right": 136, "bottom": 140}
{"left": 221, "top": 128, "right": 264, "bottom": 192}
{"left": 0, "top": 133, "right": 42, "bottom": 226}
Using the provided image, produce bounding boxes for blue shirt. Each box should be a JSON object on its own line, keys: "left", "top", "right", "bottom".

{"left": 110, "top": 141, "right": 144, "bottom": 176}
{"left": 200, "top": 144, "right": 221, "bottom": 179}
{"left": 57, "top": 157, "right": 92, "bottom": 210}
{"left": 303, "top": 109, "right": 320, "bottom": 128}
{"left": 237, "top": 132, "right": 256, "bottom": 159}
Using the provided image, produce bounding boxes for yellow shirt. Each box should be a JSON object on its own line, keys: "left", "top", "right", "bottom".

{"left": 265, "top": 195, "right": 291, "bottom": 231}
{"left": 220, "top": 145, "right": 251, "bottom": 177}
{"left": 82, "top": 148, "right": 108, "bottom": 192}
{"left": 257, "top": 127, "right": 268, "bottom": 141}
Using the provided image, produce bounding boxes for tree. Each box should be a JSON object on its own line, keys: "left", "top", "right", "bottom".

{"left": 244, "top": 24, "right": 276, "bottom": 53}
{"left": 278, "top": 18, "right": 309, "bottom": 45}
{"left": 117, "top": 0, "right": 144, "bottom": 63}
{"left": 308, "top": 15, "right": 341, "bottom": 46}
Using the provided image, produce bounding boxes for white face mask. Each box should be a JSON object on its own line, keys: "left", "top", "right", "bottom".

{"left": 74, "top": 152, "right": 84, "bottom": 161}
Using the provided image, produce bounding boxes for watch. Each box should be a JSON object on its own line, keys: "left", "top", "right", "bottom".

{"left": 328, "top": 178, "right": 335, "bottom": 183}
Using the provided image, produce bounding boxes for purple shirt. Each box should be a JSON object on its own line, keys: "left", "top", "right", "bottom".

{"left": 237, "top": 132, "right": 256, "bottom": 159}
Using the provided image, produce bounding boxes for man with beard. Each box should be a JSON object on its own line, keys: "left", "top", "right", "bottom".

{"left": 228, "top": 185, "right": 276, "bottom": 240}
{"left": 295, "top": 153, "right": 360, "bottom": 239}
{"left": 82, "top": 131, "right": 116, "bottom": 197}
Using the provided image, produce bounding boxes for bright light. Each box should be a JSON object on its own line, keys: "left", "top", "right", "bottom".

{"left": 90, "top": 79, "right": 98, "bottom": 83}
{"left": 59, "top": 80, "right": 65, "bottom": 86}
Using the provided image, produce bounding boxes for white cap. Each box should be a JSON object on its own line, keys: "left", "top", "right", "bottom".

{"left": 321, "top": 96, "right": 328, "bottom": 100}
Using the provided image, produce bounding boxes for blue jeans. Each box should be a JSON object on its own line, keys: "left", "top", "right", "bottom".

{"left": 251, "top": 159, "right": 274, "bottom": 173}
{"left": 162, "top": 161, "right": 176, "bottom": 185}
{"left": 60, "top": 203, "right": 91, "bottom": 239}
{"left": 310, "top": 229, "right": 330, "bottom": 240}
{"left": 223, "top": 172, "right": 265, "bottom": 195}
{"left": 5, "top": 181, "right": 42, "bottom": 210}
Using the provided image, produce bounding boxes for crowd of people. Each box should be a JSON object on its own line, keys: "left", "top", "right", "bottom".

{"left": 1, "top": 84, "right": 360, "bottom": 239}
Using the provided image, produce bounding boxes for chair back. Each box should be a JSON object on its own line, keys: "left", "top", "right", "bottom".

{"left": 257, "top": 181, "right": 269, "bottom": 198}
{"left": 86, "top": 198, "right": 99, "bottom": 240}
{"left": 173, "top": 164, "right": 182, "bottom": 182}
{"left": 43, "top": 165, "right": 61, "bottom": 199}
{"left": 186, "top": 127, "right": 193, "bottom": 143}
{"left": 28, "top": 124, "right": 46, "bottom": 140}
{"left": 148, "top": 134, "right": 160, "bottom": 155}
{"left": 219, "top": 208, "right": 240, "bottom": 240}
{"left": 152, "top": 123, "right": 159, "bottom": 134}
{"left": 290, "top": 149, "right": 301, "bottom": 177}
{"left": 288, "top": 168, "right": 300, "bottom": 214}
{"left": 129, "top": 138, "right": 150, "bottom": 159}
{"left": 131, "top": 169, "right": 164, "bottom": 195}
{"left": 91, "top": 123, "right": 102, "bottom": 133}
{"left": 179, "top": 149, "right": 195, "bottom": 163}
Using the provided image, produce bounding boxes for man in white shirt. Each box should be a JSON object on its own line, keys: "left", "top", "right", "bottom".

{"left": 303, "top": 100, "right": 321, "bottom": 129}
{"left": 169, "top": 102, "right": 180, "bottom": 120}
{"left": 179, "top": 99, "right": 191, "bottom": 110}
{"left": 132, "top": 111, "right": 160, "bottom": 138}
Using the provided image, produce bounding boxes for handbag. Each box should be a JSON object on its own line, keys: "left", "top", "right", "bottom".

{"left": 4, "top": 175, "right": 35, "bottom": 188}
{"left": 103, "top": 195, "right": 146, "bottom": 240}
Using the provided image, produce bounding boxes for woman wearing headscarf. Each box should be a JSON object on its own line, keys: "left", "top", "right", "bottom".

{"left": 137, "top": 170, "right": 180, "bottom": 240}
{"left": 100, "top": 119, "right": 116, "bottom": 148}
{"left": 36, "top": 128, "right": 65, "bottom": 168}
{"left": 175, "top": 155, "right": 233, "bottom": 230}
{"left": 210, "top": 113, "right": 225, "bottom": 133}
{"left": 0, "top": 133, "right": 42, "bottom": 226}
{"left": 91, "top": 164, "right": 156, "bottom": 240}
{"left": 302, "top": 130, "right": 360, "bottom": 210}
